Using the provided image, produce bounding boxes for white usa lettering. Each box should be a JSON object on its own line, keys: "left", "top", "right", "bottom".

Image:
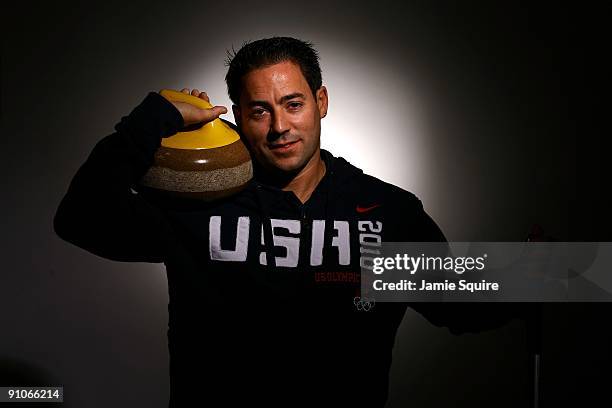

{"left": 209, "top": 216, "right": 250, "bottom": 261}
{"left": 208, "top": 217, "right": 354, "bottom": 267}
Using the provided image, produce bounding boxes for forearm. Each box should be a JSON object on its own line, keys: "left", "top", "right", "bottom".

{"left": 53, "top": 92, "right": 183, "bottom": 262}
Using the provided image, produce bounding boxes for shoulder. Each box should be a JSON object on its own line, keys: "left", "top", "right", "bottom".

{"left": 327, "top": 151, "right": 445, "bottom": 241}
{"left": 360, "top": 173, "right": 421, "bottom": 204}
{"left": 331, "top": 154, "right": 423, "bottom": 210}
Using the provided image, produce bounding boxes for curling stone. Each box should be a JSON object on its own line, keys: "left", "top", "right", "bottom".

{"left": 139, "top": 89, "right": 252, "bottom": 201}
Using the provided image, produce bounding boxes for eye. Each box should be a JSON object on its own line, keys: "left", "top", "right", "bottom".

{"left": 287, "top": 101, "right": 303, "bottom": 111}
{"left": 249, "top": 108, "right": 267, "bottom": 119}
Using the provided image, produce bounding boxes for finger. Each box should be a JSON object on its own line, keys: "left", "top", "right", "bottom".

{"left": 198, "top": 92, "right": 210, "bottom": 103}
{"left": 180, "top": 88, "right": 190, "bottom": 94}
{"left": 191, "top": 89, "right": 200, "bottom": 96}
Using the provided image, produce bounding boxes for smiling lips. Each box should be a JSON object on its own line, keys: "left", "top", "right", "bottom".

{"left": 268, "top": 140, "right": 299, "bottom": 151}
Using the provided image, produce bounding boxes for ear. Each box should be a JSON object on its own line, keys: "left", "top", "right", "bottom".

{"left": 232, "top": 105, "right": 242, "bottom": 127}
{"left": 316, "top": 86, "right": 328, "bottom": 118}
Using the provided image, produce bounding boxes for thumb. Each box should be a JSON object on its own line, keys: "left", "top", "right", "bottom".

{"left": 198, "top": 105, "right": 228, "bottom": 123}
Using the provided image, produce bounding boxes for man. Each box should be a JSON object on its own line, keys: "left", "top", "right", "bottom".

{"left": 54, "top": 37, "right": 515, "bottom": 407}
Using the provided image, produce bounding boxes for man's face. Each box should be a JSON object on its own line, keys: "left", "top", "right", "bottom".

{"left": 233, "top": 60, "right": 328, "bottom": 174}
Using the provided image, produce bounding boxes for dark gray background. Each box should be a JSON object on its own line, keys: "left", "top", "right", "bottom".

{"left": 2, "top": 1, "right": 607, "bottom": 407}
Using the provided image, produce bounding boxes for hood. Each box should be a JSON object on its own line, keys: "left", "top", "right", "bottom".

{"left": 320, "top": 148, "right": 364, "bottom": 187}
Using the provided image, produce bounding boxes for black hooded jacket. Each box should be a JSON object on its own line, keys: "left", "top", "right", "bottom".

{"left": 54, "top": 92, "right": 518, "bottom": 407}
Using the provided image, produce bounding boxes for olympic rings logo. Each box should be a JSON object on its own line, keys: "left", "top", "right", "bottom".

{"left": 353, "top": 296, "right": 375, "bottom": 312}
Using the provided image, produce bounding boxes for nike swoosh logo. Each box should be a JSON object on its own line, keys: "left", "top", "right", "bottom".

{"left": 356, "top": 203, "right": 382, "bottom": 213}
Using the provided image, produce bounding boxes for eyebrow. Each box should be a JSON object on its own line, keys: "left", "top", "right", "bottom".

{"left": 247, "top": 92, "right": 306, "bottom": 108}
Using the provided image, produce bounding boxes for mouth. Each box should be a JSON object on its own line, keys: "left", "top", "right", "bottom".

{"left": 268, "top": 140, "right": 300, "bottom": 152}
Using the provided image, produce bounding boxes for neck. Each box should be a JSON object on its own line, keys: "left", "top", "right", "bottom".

{"left": 257, "top": 150, "right": 327, "bottom": 204}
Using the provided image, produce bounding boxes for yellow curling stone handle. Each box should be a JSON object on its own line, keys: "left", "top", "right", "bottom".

{"left": 159, "top": 89, "right": 240, "bottom": 150}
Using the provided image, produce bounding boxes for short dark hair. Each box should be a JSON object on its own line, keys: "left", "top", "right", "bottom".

{"left": 224, "top": 37, "right": 322, "bottom": 105}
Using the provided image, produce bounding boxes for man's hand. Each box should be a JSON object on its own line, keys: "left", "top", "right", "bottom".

{"left": 163, "top": 88, "right": 228, "bottom": 126}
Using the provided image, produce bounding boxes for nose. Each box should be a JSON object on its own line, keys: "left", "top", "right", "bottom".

{"left": 270, "top": 109, "right": 290, "bottom": 139}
